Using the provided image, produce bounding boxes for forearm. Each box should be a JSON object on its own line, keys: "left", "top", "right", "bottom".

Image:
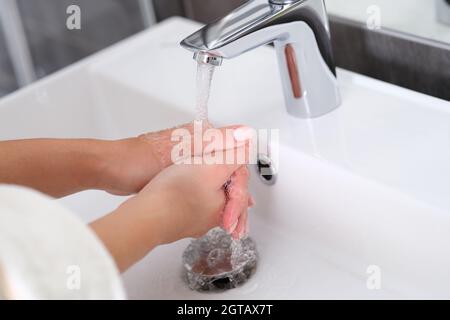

{"left": 0, "top": 139, "right": 113, "bottom": 198}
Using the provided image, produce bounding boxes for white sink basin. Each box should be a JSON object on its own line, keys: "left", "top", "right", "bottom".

{"left": 1, "top": 17, "right": 450, "bottom": 299}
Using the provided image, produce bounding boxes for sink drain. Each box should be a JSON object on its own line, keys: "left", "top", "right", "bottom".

{"left": 256, "top": 154, "right": 277, "bottom": 185}
{"left": 182, "top": 228, "right": 258, "bottom": 292}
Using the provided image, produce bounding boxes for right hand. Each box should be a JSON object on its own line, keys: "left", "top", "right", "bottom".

{"left": 102, "top": 122, "right": 250, "bottom": 198}
{"left": 91, "top": 126, "right": 255, "bottom": 272}
{"left": 120, "top": 150, "right": 252, "bottom": 246}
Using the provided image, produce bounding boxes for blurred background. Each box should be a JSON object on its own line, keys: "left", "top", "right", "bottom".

{"left": 1, "top": 0, "right": 449, "bottom": 99}
{"left": 0, "top": 0, "right": 245, "bottom": 98}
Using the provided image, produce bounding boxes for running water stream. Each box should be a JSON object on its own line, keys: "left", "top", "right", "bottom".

{"left": 195, "top": 61, "right": 216, "bottom": 122}
{"left": 182, "top": 61, "right": 258, "bottom": 292}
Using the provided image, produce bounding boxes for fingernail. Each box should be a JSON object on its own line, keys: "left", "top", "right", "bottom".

{"left": 239, "top": 224, "right": 248, "bottom": 239}
{"left": 233, "top": 126, "right": 254, "bottom": 142}
{"left": 228, "top": 220, "right": 238, "bottom": 234}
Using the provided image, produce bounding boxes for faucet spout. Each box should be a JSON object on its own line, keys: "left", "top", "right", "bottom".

{"left": 194, "top": 51, "right": 223, "bottom": 67}
{"left": 181, "top": 0, "right": 341, "bottom": 118}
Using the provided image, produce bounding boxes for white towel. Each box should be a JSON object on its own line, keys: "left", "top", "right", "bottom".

{"left": 0, "top": 185, "right": 125, "bottom": 300}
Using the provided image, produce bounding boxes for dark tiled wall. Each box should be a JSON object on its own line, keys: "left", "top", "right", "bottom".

{"left": 179, "top": 1, "right": 450, "bottom": 101}
{"left": 0, "top": 0, "right": 266, "bottom": 97}
{"left": 16, "top": 0, "right": 145, "bottom": 78}
{"left": 153, "top": 0, "right": 184, "bottom": 21}
{"left": 1, "top": 0, "right": 449, "bottom": 101}
{"left": 182, "top": 0, "right": 245, "bottom": 22}
{"left": 0, "top": 26, "right": 18, "bottom": 95}
{"left": 330, "top": 17, "right": 450, "bottom": 101}
{"left": 153, "top": 0, "right": 244, "bottom": 23}
{"left": 0, "top": 0, "right": 146, "bottom": 97}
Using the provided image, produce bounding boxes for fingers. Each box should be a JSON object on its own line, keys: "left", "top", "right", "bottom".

{"left": 232, "top": 210, "right": 248, "bottom": 240}
{"left": 142, "top": 123, "right": 255, "bottom": 240}
{"left": 234, "top": 195, "right": 254, "bottom": 240}
{"left": 185, "top": 125, "right": 255, "bottom": 166}
{"left": 222, "top": 189, "right": 243, "bottom": 232}
{"left": 140, "top": 122, "right": 256, "bottom": 169}
{"left": 202, "top": 125, "right": 253, "bottom": 155}
{"left": 248, "top": 195, "right": 255, "bottom": 207}
{"left": 222, "top": 166, "right": 250, "bottom": 236}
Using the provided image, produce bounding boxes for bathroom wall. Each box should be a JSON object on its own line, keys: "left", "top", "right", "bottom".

{"left": 16, "top": 0, "right": 145, "bottom": 78}
{"left": 181, "top": 0, "right": 245, "bottom": 22}
{"left": 0, "top": 0, "right": 241, "bottom": 98}
{"left": 0, "top": 24, "right": 18, "bottom": 96}
{"left": 153, "top": 0, "right": 244, "bottom": 22}
{"left": 153, "top": 0, "right": 184, "bottom": 21}
{"left": 330, "top": 18, "right": 450, "bottom": 101}
{"left": 1, "top": 0, "right": 448, "bottom": 100}
{"left": 0, "top": 0, "right": 150, "bottom": 98}
{"left": 156, "top": 0, "right": 450, "bottom": 100}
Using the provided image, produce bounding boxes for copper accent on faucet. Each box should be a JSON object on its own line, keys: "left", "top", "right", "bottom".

{"left": 285, "top": 44, "right": 302, "bottom": 99}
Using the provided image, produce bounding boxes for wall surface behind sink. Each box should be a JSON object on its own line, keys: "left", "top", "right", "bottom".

{"left": 157, "top": 0, "right": 450, "bottom": 101}
{"left": 0, "top": 0, "right": 147, "bottom": 97}
{"left": 0, "top": 22, "right": 17, "bottom": 95}
{"left": 0, "top": 0, "right": 238, "bottom": 98}
{"left": 16, "top": 0, "right": 145, "bottom": 78}
{"left": 1, "top": 0, "right": 448, "bottom": 101}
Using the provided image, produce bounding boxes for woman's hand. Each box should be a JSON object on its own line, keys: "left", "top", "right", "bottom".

{"left": 101, "top": 122, "right": 246, "bottom": 196}
{"left": 91, "top": 148, "right": 251, "bottom": 272}
{"left": 0, "top": 122, "right": 251, "bottom": 199}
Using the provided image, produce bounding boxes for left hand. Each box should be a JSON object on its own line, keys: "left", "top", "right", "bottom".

{"left": 101, "top": 122, "right": 251, "bottom": 196}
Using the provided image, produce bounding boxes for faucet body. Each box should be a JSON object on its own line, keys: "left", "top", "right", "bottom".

{"left": 181, "top": 0, "right": 340, "bottom": 118}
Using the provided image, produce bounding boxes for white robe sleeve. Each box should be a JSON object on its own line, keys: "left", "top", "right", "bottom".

{"left": 0, "top": 185, "right": 125, "bottom": 300}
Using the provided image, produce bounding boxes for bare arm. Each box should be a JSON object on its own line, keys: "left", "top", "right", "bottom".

{"left": 0, "top": 123, "right": 244, "bottom": 198}
{"left": 0, "top": 138, "right": 159, "bottom": 198}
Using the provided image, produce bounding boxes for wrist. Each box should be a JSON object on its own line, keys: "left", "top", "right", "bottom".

{"left": 90, "top": 194, "right": 166, "bottom": 272}
{"left": 118, "top": 194, "right": 165, "bottom": 244}
{"left": 84, "top": 140, "right": 119, "bottom": 191}
{"left": 94, "top": 138, "right": 161, "bottom": 195}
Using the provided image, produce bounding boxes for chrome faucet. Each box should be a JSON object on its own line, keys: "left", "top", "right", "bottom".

{"left": 181, "top": 0, "right": 340, "bottom": 118}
